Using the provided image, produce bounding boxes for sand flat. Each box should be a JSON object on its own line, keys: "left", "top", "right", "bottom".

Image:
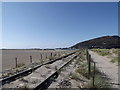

{"left": 2, "top": 49, "right": 72, "bottom": 71}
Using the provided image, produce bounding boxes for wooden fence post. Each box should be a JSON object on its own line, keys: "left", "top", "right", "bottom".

{"left": 93, "top": 62, "right": 96, "bottom": 88}
{"left": 88, "top": 54, "right": 91, "bottom": 79}
{"left": 41, "top": 54, "right": 42, "bottom": 60}
{"left": 15, "top": 57, "right": 18, "bottom": 68}
{"left": 40, "top": 54, "right": 43, "bottom": 63}
{"left": 51, "top": 52, "right": 52, "bottom": 57}
{"left": 86, "top": 48, "right": 89, "bottom": 61}
{"left": 46, "top": 54, "right": 47, "bottom": 59}
{"left": 86, "top": 48, "right": 91, "bottom": 79}
{"left": 30, "top": 56, "right": 32, "bottom": 64}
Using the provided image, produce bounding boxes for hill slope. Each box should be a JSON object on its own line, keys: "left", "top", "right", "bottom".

{"left": 70, "top": 35, "right": 120, "bottom": 49}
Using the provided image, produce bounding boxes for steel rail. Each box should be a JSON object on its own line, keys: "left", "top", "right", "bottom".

{"left": 34, "top": 54, "right": 79, "bottom": 90}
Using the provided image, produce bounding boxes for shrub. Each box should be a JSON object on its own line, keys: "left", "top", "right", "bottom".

{"left": 112, "top": 49, "right": 120, "bottom": 55}
{"left": 71, "top": 72, "right": 79, "bottom": 80}
{"left": 17, "top": 63, "right": 25, "bottom": 68}
{"left": 19, "top": 83, "right": 29, "bottom": 89}
{"left": 110, "top": 57, "right": 118, "bottom": 63}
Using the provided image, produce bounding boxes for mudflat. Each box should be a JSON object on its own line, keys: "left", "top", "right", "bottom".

{"left": 2, "top": 49, "right": 70, "bottom": 71}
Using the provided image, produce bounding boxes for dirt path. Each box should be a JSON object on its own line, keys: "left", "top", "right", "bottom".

{"left": 89, "top": 51, "right": 119, "bottom": 88}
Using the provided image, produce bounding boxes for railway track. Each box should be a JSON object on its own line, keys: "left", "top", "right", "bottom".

{"left": 1, "top": 50, "right": 78, "bottom": 86}
{"left": 34, "top": 54, "right": 79, "bottom": 90}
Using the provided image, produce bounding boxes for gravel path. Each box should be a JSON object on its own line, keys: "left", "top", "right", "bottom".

{"left": 89, "top": 51, "right": 119, "bottom": 88}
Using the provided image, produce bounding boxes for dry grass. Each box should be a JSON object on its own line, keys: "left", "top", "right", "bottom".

{"left": 89, "top": 75, "right": 111, "bottom": 88}
{"left": 70, "top": 72, "right": 79, "bottom": 80}
{"left": 91, "top": 49, "right": 120, "bottom": 65}
{"left": 91, "top": 49, "right": 111, "bottom": 56}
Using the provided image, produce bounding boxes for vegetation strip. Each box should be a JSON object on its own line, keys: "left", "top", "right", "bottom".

{"left": 91, "top": 49, "right": 119, "bottom": 65}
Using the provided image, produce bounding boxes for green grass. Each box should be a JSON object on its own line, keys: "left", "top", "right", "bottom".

{"left": 79, "top": 48, "right": 86, "bottom": 60}
{"left": 75, "top": 62, "right": 88, "bottom": 78}
{"left": 73, "top": 48, "right": 88, "bottom": 78}
{"left": 19, "top": 83, "right": 29, "bottom": 89}
{"left": 17, "top": 63, "right": 25, "bottom": 68}
{"left": 110, "top": 57, "right": 118, "bottom": 63}
{"left": 73, "top": 48, "right": 111, "bottom": 88}
{"left": 91, "top": 49, "right": 111, "bottom": 56}
{"left": 111, "top": 49, "right": 120, "bottom": 55}
{"left": 92, "top": 49, "right": 120, "bottom": 65}
{"left": 74, "top": 48, "right": 87, "bottom": 67}
{"left": 89, "top": 75, "right": 111, "bottom": 88}
{"left": 110, "top": 57, "right": 120, "bottom": 66}
{"left": 110, "top": 50, "right": 120, "bottom": 65}
{"left": 71, "top": 72, "right": 79, "bottom": 80}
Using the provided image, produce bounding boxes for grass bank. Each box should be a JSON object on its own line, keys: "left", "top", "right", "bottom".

{"left": 70, "top": 48, "right": 111, "bottom": 88}
{"left": 91, "top": 49, "right": 120, "bottom": 65}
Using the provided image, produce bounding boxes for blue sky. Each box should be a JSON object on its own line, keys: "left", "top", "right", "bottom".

{"left": 2, "top": 2, "right": 118, "bottom": 49}
{"left": 0, "top": 2, "right": 2, "bottom": 49}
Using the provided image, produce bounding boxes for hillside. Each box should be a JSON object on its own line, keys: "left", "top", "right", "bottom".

{"left": 70, "top": 35, "right": 120, "bottom": 49}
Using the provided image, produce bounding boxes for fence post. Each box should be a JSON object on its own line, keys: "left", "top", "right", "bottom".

{"left": 41, "top": 54, "right": 42, "bottom": 60}
{"left": 46, "top": 54, "right": 47, "bottom": 59}
{"left": 30, "top": 56, "right": 32, "bottom": 64}
{"left": 15, "top": 57, "right": 18, "bottom": 68}
{"left": 51, "top": 52, "right": 52, "bottom": 57}
{"left": 86, "top": 48, "right": 89, "bottom": 61}
{"left": 93, "top": 62, "right": 96, "bottom": 88}
{"left": 88, "top": 54, "right": 91, "bottom": 79}
{"left": 86, "top": 48, "right": 91, "bottom": 79}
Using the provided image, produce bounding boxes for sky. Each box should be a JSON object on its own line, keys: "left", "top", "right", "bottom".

{"left": 0, "top": 2, "right": 2, "bottom": 49}
{"left": 2, "top": 2, "right": 118, "bottom": 49}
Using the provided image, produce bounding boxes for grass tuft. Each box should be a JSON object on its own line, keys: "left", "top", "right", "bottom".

{"left": 91, "top": 49, "right": 111, "bottom": 56}
{"left": 70, "top": 72, "right": 79, "bottom": 80}
{"left": 89, "top": 75, "right": 111, "bottom": 88}
{"left": 17, "top": 63, "right": 25, "bottom": 68}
